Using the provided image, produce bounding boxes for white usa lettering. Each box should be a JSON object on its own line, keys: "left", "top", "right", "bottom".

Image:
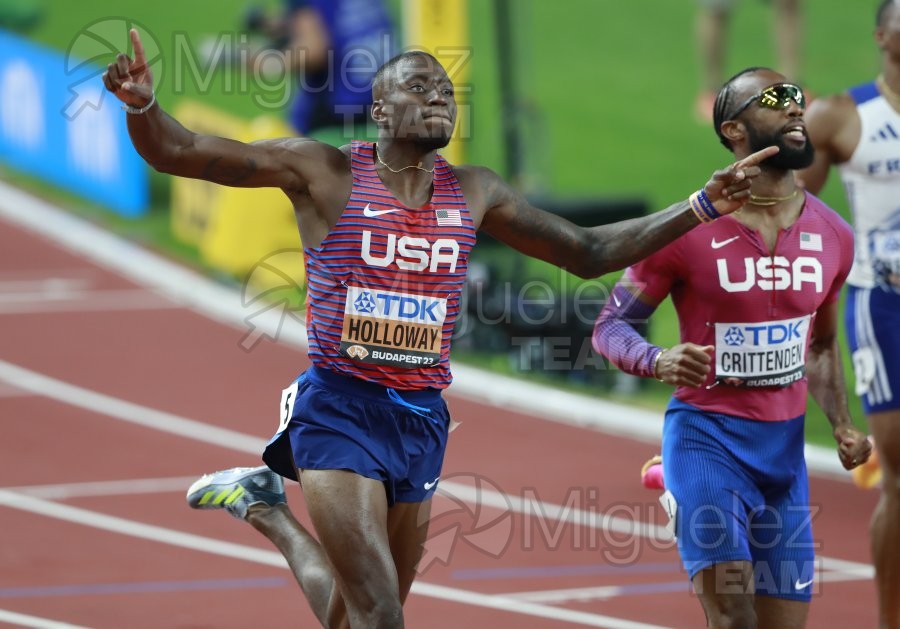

{"left": 717, "top": 256, "right": 823, "bottom": 293}
{"left": 361, "top": 231, "right": 460, "bottom": 272}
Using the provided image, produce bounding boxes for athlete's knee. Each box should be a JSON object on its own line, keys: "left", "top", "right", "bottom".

{"left": 353, "top": 596, "right": 403, "bottom": 629}
{"left": 705, "top": 605, "right": 757, "bottom": 629}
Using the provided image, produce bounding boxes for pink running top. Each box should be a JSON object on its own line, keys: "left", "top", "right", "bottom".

{"left": 624, "top": 193, "right": 854, "bottom": 421}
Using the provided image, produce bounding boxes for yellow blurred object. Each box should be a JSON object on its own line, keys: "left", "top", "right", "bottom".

{"left": 851, "top": 446, "right": 882, "bottom": 490}
{"left": 640, "top": 454, "right": 662, "bottom": 477}
{"left": 170, "top": 102, "right": 244, "bottom": 246}
{"left": 402, "top": 0, "right": 469, "bottom": 165}
{"left": 170, "top": 101, "right": 304, "bottom": 292}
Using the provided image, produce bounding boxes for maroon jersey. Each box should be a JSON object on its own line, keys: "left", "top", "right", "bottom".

{"left": 625, "top": 193, "right": 854, "bottom": 421}
{"left": 304, "top": 141, "right": 477, "bottom": 390}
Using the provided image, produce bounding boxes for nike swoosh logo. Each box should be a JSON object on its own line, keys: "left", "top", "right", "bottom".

{"left": 424, "top": 478, "right": 439, "bottom": 490}
{"left": 711, "top": 236, "right": 740, "bottom": 249}
{"left": 613, "top": 293, "right": 622, "bottom": 307}
{"left": 363, "top": 203, "right": 401, "bottom": 218}
{"left": 794, "top": 578, "right": 814, "bottom": 590}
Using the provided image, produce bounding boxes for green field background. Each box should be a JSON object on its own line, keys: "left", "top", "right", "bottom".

{"left": 2, "top": 0, "right": 884, "bottom": 448}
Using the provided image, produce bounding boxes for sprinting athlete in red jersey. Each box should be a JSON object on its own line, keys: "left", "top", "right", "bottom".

{"left": 104, "top": 29, "right": 777, "bottom": 628}
{"left": 594, "top": 68, "right": 872, "bottom": 629}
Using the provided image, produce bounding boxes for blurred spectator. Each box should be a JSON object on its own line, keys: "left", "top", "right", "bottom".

{"left": 245, "top": 0, "right": 395, "bottom": 144}
{"left": 695, "top": 0, "right": 803, "bottom": 122}
{"left": 0, "top": 0, "right": 43, "bottom": 33}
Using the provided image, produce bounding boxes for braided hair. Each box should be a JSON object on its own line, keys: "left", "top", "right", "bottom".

{"left": 712, "top": 66, "right": 770, "bottom": 149}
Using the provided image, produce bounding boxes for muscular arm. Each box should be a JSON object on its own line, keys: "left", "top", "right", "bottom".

{"left": 799, "top": 93, "right": 859, "bottom": 195}
{"left": 480, "top": 184, "right": 699, "bottom": 278}
{"left": 807, "top": 299, "right": 872, "bottom": 468}
{"left": 459, "top": 146, "right": 776, "bottom": 278}
{"left": 103, "top": 28, "right": 340, "bottom": 192}
{"left": 124, "top": 106, "right": 316, "bottom": 190}
{"left": 806, "top": 300, "right": 854, "bottom": 431}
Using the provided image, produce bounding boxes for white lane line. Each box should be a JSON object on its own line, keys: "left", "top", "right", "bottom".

{"left": 0, "top": 382, "right": 29, "bottom": 398}
{"left": 0, "top": 288, "right": 182, "bottom": 314}
{"left": 506, "top": 585, "right": 636, "bottom": 604}
{"left": 7, "top": 477, "right": 200, "bottom": 500}
{"left": 0, "top": 359, "right": 267, "bottom": 454}
{"left": 0, "top": 359, "right": 874, "bottom": 579}
{"left": 0, "top": 179, "right": 851, "bottom": 480}
{"left": 0, "top": 490, "right": 668, "bottom": 629}
{"left": 0, "top": 608, "right": 92, "bottom": 629}
{"left": 0, "top": 277, "right": 92, "bottom": 292}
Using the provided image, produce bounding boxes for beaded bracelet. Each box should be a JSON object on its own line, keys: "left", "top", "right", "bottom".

{"left": 122, "top": 92, "right": 156, "bottom": 115}
{"left": 689, "top": 189, "right": 722, "bottom": 224}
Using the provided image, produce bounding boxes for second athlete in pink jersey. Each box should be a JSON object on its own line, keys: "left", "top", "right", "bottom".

{"left": 594, "top": 68, "right": 872, "bottom": 626}
{"left": 618, "top": 192, "right": 853, "bottom": 421}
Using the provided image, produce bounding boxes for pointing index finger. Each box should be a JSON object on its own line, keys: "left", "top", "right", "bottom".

{"left": 130, "top": 28, "right": 146, "bottom": 65}
{"left": 734, "top": 145, "right": 780, "bottom": 169}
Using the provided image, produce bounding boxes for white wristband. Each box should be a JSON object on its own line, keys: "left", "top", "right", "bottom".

{"left": 122, "top": 92, "right": 156, "bottom": 115}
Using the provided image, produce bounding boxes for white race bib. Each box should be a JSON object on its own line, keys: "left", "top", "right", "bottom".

{"left": 714, "top": 315, "right": 810, "bottom": 387}
{"left": 340, "top": 285, "right": 447, "bottom": 369}
{"left": 276, "top": 380, "right": 299, "bottom": 435}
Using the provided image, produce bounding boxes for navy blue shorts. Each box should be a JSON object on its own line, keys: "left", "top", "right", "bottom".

{"left": 262, "top": 366, "right": 451, "bottom": 505}
{"left": 845, "top": 285, "right": 900, "bottom": 413}
{"left": 662, "top": 399, "right": 816, "bottom": 601}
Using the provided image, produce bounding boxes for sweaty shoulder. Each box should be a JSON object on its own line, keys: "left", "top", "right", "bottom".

{"left": 450, "top": 164, "right": 509, "bottom": 228}
{"left": 804, "top": 92, "right": 860, "bottom": 162}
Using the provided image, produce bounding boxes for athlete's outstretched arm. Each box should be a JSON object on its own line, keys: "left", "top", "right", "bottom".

{"left": 102, "top": 28, "right": 329, "bottom": 191}
{"left": 471, "top": 147, "right": 778, "bottom": 278}
{"left": 807, "top": 300, "right": 872, "bottom": 470}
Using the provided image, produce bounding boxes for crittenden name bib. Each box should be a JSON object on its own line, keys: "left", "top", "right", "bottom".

{"left": 714, "top": 315, "right": 811, "bottom": 387}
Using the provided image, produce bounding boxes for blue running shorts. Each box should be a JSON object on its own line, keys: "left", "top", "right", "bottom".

{"left": 662, "top": 399, "right": 816, "bottom": 601}
{"left": 263, "top": 366, "right": 451, "bottom": 505}
{"left": 845, "top": 285, "right": 900, "bottom": 414}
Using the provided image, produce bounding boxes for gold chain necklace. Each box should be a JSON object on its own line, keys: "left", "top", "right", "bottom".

{"left": 748, "top": 189, "right": 799, "bottom": 206}
{"left": 877, "top": 74, "right": 900, "bottom": 109}
{"left": 375, "top": 145, "right": 435, "bottom": 174}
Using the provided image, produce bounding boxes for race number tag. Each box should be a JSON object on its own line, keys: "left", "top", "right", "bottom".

{"left": 871, "top": 230, "right": 900, "bottom": 287}
{"left": 714, "top": 315, "right": 811, "bottom": 387}
{"left": 871, "top": 229, "right": 900, "bottom": 266}
{"left": 659, "top": 490, "right": 678, "bottom": 539}
{"left": 339, "top": 285, "right": 447, "bottom": 368}
{"left": 277, "top": 380, "right": 299, "bottom": 435}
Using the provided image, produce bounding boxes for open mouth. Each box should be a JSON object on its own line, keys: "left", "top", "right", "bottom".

{"left": 782, "top": 124, "right": 807, "bottom": 142}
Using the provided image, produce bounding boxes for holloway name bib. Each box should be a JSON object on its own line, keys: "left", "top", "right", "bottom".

{"left": 340, "top": 285, "right": 447, "bottom": 368}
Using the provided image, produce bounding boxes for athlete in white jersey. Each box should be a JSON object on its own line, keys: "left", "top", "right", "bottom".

{"left": 801, "top": 1, "right": 900, "bottom": 626}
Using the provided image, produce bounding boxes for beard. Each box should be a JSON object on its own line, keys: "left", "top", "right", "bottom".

{"left": 746, "top": 124, "right": 815, "bottom": 170}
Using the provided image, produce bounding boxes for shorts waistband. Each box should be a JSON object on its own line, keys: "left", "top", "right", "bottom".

{"left": 306, "top": 366, "right": 443, "bottom": 407}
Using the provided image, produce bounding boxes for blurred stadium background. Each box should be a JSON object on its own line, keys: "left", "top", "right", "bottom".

{"left": 0, "top": 0, "right": 881, "bottom": 446}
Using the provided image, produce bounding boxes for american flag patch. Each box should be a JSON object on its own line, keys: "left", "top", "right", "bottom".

{"left": 435, "top": 209, "right": 462, "bottom": 226}
{"left": 800, "top": 232, "right": 822, "bottom": 251}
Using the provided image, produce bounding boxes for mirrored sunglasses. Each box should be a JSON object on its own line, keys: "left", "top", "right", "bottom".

{"left": 727, "top": 83, "right": 806, "bottom": 120}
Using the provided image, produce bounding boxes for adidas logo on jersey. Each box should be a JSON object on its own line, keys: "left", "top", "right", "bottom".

{"left": 870, "top": 122, "right": 900, "bottom": 142}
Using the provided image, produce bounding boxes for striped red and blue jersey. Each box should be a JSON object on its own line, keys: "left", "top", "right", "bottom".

{"left": 304, "top": 141, "right": 477, "bottom": 390}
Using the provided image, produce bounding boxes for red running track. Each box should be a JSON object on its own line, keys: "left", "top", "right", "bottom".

{"left": 0, "top": 193, "right": 880, "bottom": 628}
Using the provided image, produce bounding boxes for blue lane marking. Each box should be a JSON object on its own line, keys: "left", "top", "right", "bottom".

{"left": 0, "top": 577, "right": 289, "bottom": 598}
{"left": 452, "top": 561, "right": 684, "bottom": 581}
